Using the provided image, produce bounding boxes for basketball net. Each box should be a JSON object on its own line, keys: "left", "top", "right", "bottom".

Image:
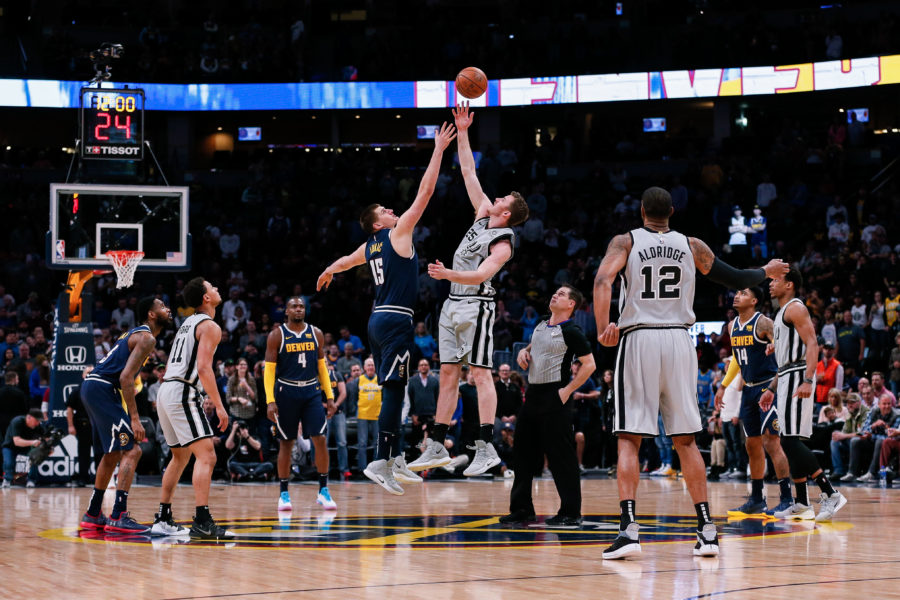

{"left": 106, "top": 250, "right": 144, "bottom": 289}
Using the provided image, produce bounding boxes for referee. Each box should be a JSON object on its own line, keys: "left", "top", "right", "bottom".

{"left": 500, "top": 285, "right": 596, "bottom": 527}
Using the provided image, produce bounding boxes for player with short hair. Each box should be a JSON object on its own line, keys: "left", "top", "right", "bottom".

{"left": 152, "top": 278, "right": 231, "bottom": 539}
{"left": 264, "top": 296, "right": 337, "bottom": 511}
{"left": 715, "top": 287, "right": 795, "bottom": 517}
{"left": 594, "top": 186, "right": 789, "bottom": 559}
{"left": 408, "top": 102, "right": 530, "bottom": 477}
{"left": 79, "top": 296, "right": 171, "bottom": 534}
{"left": 763, "top": 269, "right": 847, "bottom": 521}
{"left": 317, "top": 122, "right": 456, "bottom": 494}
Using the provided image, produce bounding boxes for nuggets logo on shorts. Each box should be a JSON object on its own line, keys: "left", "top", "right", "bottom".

{"left": 119, "top": 432, "right": 130, "bottom": 446}
{"left": 772, "top": 418, "right": 780, "bottom": 432}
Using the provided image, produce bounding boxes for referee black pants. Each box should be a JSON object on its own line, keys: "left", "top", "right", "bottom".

{"left": 509, "top": 383, "right": 581, "bottom": 518}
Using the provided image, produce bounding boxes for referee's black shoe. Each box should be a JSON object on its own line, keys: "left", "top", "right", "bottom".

{"left": 544, "top": 514, "right": 582, "bottom": 529}
{"left": 498, "top": 510, "right": 537, "bottom": 525}
{"left": 602, "top": 522, "right": 641, "bottom": 559}
{"left": 190, "top": 517, "right": 235, "bottom": 540}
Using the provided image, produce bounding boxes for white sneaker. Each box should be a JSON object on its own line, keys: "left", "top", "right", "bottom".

{"left": 407, "top": 439, "right": 451, "bottom": 471}
{"left": 25, "top": 481, "right": 35, "bottom": 488}
{"left": 773, "top": 502, "right": 815, "bottom": 520}
{"left": 364, "top": 459, "right": 404, "bottom": 495}
{"left": 602, "top": 522, "right": 641, "bottom": 559}
{"left": 1, "top": 480, "right": 10, "bottom": 489}
{"left": 392, "top": 456, "right": 423, "bottom": 484}
{"left": 815, "top": 491, "right": 847, "bottom": 522}
{"left": 441, "top": 454, "right": 470, "bottom": 473}
{"left": 856, "top": 472, "right": 875, "bottom": 483}
{"left": 150, "top": 518, "right": 190, "bottom": 537}
{"left": 464, "top": 440, "right": 501, "bottom": 476}
{"left": 503, "top": 469, "right": 515, "bottom": 479}
{"left": 839, "top": 473, "right": 855, "bottom": 482}
{"left": 649, "top": 465, "right": 665, "bottom": 476}
{"left": 316, "top": 487, "right": 337, "bottom": 510}
{"left": 278, "top": 492, "right": 292, "bottom": 512}
{"left": 693, "top": 523, "right": 720, "bottom": 557}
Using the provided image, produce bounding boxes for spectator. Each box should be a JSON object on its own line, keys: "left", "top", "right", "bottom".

{"left": 65, "top": 368, "right": 95, "bottom": 487}
{"left": 819, "top": 388, "right": 850, "bottom": 423}
{"left": 335, "top": 343, "right": 362, "bottom": 381}
{"left": 495, "top": 364, "right": 522, "bottom": 430}
{"left": 850, "top": 295, "right": 867, "bottom": 329}
{"left": 1, "top": 408, "right": 43, "bottom": 487}
{"left": 337, "top": 326, "right": 364, "bottom": 357}
{"left": 226, "top": 358, "right": 258, "bottom": 429}
{"left": 221, "top": 288, "right": 247, "bottom": 330}
{"left": 110, "top": 298, "right": 136, "bottom": 330}
{"left": 0, "top": 372, "right": 28, "bottom": 440}
{"left": 217, "top": 358, "right": 236, "bottom": 399}
{"left": 889, "top": 333, "right": 900, "bottom": 396}
{"left": 820, "top": 309, "right": 838, "bottom": 349}
{"left": 748, "top": 206, "right": 768, "bottom": 258}
{"left": 569, "top": 359, "right": 600, "bottom": 473}
{"left": 325, "top": 364, "right": 349, "bottom": 478}
{"left": 407, "top": 359, "right": 439, "bottom": 451}
{"left": 226, "top": 420, "right": 273, "bottom": 481}
{"left": 325, "top": 345, "right": 340, "bottom": 371}
{"left": 870, "top": 371, "right": 896, "bottom": 406}
{"left": 852, "top": 396, "right": 900, "bottom": 483}
{"left": 825, "top": 196, "right": 848, "bottom": 226}
{"left": 728, "top": 205, "right": 750, "bottom": 265}
{"left": 343, "top": 364, "right": 362, "bottom": 417}
{"left": 815, "top": 341, "right": 844, "bottom": 404}
{"left": 707, "top": 408, "right": 726, "bottom": 480}
{"left": 836, "top": 310, "right": 865, "bottom": 372}
{"left": 28, "top": 354, "right": 49, "bottom": 408}
{"left": 755, "top": 174, "right": 776, "bottom": 208}
{"left": 413, "top": 322, "right": 438, "bottom": 364}
{"left": 827, "top": 213, "right": 850, "bottom": 244}
{"left": 356, "top": 358, "right": 381, "bottom": 473}
{"left": 239, "top": 321, "right": 266, "bottom": 352}
{"left": 868, "top": 291, "right": 890, "bottom": 365}
{"left": 219, "top": 224, "right": 241, "bottom": 259}
{"left": 147, "top": 363, "right": 165, "bottom": 413}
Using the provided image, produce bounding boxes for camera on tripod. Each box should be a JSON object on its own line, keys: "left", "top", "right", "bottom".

{"left": 28, "top": 424, "right": 65, "bottom": 468}
{"left": 89, "top": 42, "right": 124, "bottom": 84}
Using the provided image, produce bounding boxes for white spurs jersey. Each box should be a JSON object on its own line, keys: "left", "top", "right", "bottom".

{"left": 618, "top": 227, "right": 696, "bottom": 331}
{"left": 773, "top": 297, "right": 806, "bottom": 372}
{"left": 164, "top": 313, "right": 213, "bottom": 385}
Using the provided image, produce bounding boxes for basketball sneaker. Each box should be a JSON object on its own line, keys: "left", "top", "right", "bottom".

{"left": 407, "top": 439, "right": 451, "bottom": 471}
{"left": 441, "top": 454, "right": 470, "bottom": 473}
{"left": 814, "top": 491, "right": 847, "bottom": 522}
{"left": 316, "top": 487, "right": 337, "bottom": 510}
{"left": 765, "top": 499, "right": 795, "bottom": 518}
{"left": 392, "top": 456, "right": 423, "bottom": 484}
{"left": 602, "top": 522, "right": 641, "bottom": 559}
{"left": 727, "top": 497, "right": 768, "bottom": 517}
{"left": 364, "top": 458, "right": 404, "bottom": 495}
{"left": 1, "top": 479, "right": 10, "bottom": 489}
{"left": 190, "top": 517, "right": 234, "bottom": 540}
{"left": 464, "top": 440, "right": 501, "bottom": 476}
{"left": 104, "top": 512, "right": 151, "bottom": 534}
{"left": 771, "top": 501, "right": 815, "bottom": 520}
{"left": 693, "top": 523, "right": 720, "bottom": 557}
{"left": 150, "top": 517, "right": 189, "bottom": 537}
{"left": 544, "top": 515, "right": 582, "bottom": 529}
{"left": 79, "top": 512, "right": 108, "bottom": 531}
{"left": 278, "top": 492, "right": 292, "bottom": 512}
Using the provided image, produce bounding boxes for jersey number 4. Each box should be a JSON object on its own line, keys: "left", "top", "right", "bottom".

{"left": 639, "top": 265, "right": 682, "bottom": 299}
{"left": 369, "top": 257, "right": 385, "bottom": 285}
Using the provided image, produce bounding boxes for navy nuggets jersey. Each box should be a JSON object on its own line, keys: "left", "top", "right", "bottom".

{"left": 277, "top": 323, "right": 319, "bottom": 382}
{"left": 365, "top": 228, "right": 417, "bottom": 315}
{"left": 730, "top": 313, "right": 777, "bottom": 384}
{"left": 92, "top": 325, "right": 152, "bottom": 384}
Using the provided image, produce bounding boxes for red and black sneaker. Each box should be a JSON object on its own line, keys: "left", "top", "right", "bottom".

{"left": 104, "top": 512, "right": 150, "bottom": 534}
{"left": 79, "top": 512, "right": 108, "bottom": 531}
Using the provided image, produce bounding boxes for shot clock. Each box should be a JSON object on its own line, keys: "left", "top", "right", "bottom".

{"left": 80, "top": 87, "right": 144, "bottom": 160}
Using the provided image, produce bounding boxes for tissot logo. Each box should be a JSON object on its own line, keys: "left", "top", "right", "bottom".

{"left": 65, "top": 346, "right": 88, "bottom": 364}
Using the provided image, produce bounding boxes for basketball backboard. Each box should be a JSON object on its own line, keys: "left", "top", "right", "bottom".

{"left": 47, "top": 183, "right": 191, "bottom": 271}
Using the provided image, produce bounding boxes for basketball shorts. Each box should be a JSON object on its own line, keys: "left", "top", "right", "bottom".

{"left": 438, "top": 297, "right": 495, "bottom": 368}
{"left": 720, "top": 381, "right": 742, "bottom": 421}
{"left": 81, "top": 377, "right": 134, "bottom": 457}
{"left": 156, "top": 381, "right": 214, "bottom": 448}
{"left": 776, "top": 370, "right": 815, "bottom": 438}
{"left": 739, "top": 384, "right": 778, "bottom": 437}
{"left": 273, "top": 382, "right": 326, "bottom": 440}
{"left": 368, "top": 310, "right": 414, "bottom": 384}
{"left": 613, "top": 327, "right": 701, "bottom": 436}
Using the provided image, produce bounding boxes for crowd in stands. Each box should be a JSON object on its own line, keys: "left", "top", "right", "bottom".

{"left": 8, "top": 1, "right": 900, "bottom": 84}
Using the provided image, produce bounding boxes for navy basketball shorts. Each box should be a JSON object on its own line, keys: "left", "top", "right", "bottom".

{"left": 367, "top": 311, "right": 413, "bottom": 384}
{"left": 273, "top": 383, "right": 326, "bottom": 441}
{"left": 81, "top": 377, "right": 135, "bottom": 457}
{"left": 739, "top": 384, "right": 779, "bottom": 437}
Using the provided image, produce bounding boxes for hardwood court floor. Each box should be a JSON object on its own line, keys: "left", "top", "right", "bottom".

{"left": 4, "top": 476, "right": 900, "bottom": 599}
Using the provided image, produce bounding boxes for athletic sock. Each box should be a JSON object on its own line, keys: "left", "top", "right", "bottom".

{"left": 814, "top": 472, "right": 836, "bottom": 496}
{"left": 795, "top": 480, "right": 809, "bottom": 505}
{"left": 376, "top": 382, "right": 404, "bottom": 459}
{"left": 87, "top": 488, "right": 105, "bottom": 517}
{"left": 376, "top": 432, "right": 396, "bottom": 461}
{"left": 280, "top": 479, "right": 289, "bottom": 494}
{"left": 318, "top": 473, "right": 328, "bottom": 490}
{"left": 778, "top": 477, "right": 793, "bottom": 503}
{"left": 157, "top": 502, "right": 172, "bottom": 521}
{"left": 111, "top": 490, "right": 128, "bottom": 519}
{"left": 195, "top": 505, "right": 211, "bottom": 522}
{"left": 431, "top": 423, "right": 449, "bottom": 445}
{"left": 695, "top": 502, "right": 713, "bottom": 529}
{"left": 751, "top": 478, "right": 764, "bottom": 503}
{"left": 619, "top": 499, "right": 636, "bottom": 530}
{"left": 479, "top": 424, "right": 494, "bottom": 444}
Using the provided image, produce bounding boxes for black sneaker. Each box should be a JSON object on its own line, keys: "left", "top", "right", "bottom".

{"left": 544, "top": 514, "right": 582, "bottom": 528}
{"left": 499, "top": 509, "right": 537, "bottom": 525}
{"left": 190, "top": 517, "right": 235, "bottom": 540}
{"left": 602, "top": 522, "right": 641, "bottom": 559}
{"left": 104, "top": 512, "right": 151, "bottom": 534}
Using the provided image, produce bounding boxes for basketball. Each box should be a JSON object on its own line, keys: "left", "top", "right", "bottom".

{"left": 456, "top": 67, "right": 487, "bottom": 99}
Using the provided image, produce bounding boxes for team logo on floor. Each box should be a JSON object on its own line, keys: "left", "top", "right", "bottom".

{"left": 41, "top": 513, "right": 838, "bottom": 549}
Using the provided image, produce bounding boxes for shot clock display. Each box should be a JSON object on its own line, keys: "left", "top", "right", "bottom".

{"left": 80, "top": 87, "right": 144, "bottom": 160}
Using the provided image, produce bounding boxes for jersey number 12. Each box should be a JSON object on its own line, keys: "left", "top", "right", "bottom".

{"left": 639, "top": 265, "right": 682, "bottom": 299}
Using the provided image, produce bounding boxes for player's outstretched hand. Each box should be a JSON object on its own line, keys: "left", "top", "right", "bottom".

{"left": 763, "top": 258, "right": 789, "bottom": 280}
{"left": 427, "top": 260, "right": 450, "bottom": 280}
{"left": 517, "top": 347, "right": 531, "bottom": 370}
{"left": 598, "top": 323, "right": 620, "bottom": 347}
{"left": 433, "top": 121, "right": 457, "bottom": 151}
{"left": 759, "top": 389, "right": 774, "bottom": 412}
{"left": 267, "top": 403, "right": 279, "bottom": 424}
{"left": 316, "top": 270, "right": 333, "bottom": 291}
{"left": 452, "top": 101, "right": 474, "bottom": 131}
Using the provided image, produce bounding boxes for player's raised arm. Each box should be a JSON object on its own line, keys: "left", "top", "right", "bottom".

{"left": 317, "top": 243, "right": 367, "bottom": 291}
{"left": 689, "top": 237, "right": 789, "bottom": 287}
{"left": 427, "top": 239, "right": 511, "bottom": 285}
{"left": 118, "top": 332, "right": 156, "bottom": 443}
{"left": 393, "top": 122, "right": 456, "bottom": 246}
{"left": 593, "top": 233, "right": 632, "bottom": 346}
{"left": 453, "top": 102, "right": 491, "bottom": 219}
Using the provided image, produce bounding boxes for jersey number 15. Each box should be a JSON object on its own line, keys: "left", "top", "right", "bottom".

{"left": 369, "top": 257, "right": 385, "bottom": 285}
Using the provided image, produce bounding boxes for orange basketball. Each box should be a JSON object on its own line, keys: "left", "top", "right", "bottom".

{"left": 456, "top": 67, "right": 487, "bottom": 99}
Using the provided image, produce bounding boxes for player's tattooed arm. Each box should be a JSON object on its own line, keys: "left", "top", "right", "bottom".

{"left": 688, "top": 237, "right": 715, "bottom": 274}
{"left": 593, "top": 233, "right": 632, "bottom": 345}
{"left": 756, "top": 315, "right": 774, "bottom": 342}
{"left": 690, "top": 237, "right": 789, "bottom": 286}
